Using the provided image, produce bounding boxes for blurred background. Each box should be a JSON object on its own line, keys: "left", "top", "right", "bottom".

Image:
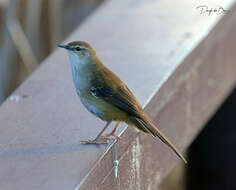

{"left": 0, "top": 0, "right": 103, "bottom": 104}
{"left": 0, "top": 1, "right": 235, "bottom": 190}
{"left": 158, "top": 88, "right": 236, "bottom": 190}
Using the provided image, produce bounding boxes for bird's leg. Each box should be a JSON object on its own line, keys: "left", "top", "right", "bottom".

{"left": 80, "top": 121, "right": 111, "bottom": 144}
{"left": 103, "top": 122, "right": 121, "bottom": 141}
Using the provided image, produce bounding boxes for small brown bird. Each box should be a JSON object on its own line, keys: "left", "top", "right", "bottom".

{"left": 58, "top": 41, "right": 187, "bottom": 163}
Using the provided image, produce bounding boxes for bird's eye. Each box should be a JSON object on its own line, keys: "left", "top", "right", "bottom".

{"left": 75, "top": 47, "right": 81, "bottom": 51}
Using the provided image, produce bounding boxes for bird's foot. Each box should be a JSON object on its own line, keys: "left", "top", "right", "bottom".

{"left": 103, "top": 133, "right": 121, "bottom": 141}
{"left": 80, "top": 132, "right": 121, "bottom": 145}
{"left": 80, "top": 136, "right": 110, "bottom": 145}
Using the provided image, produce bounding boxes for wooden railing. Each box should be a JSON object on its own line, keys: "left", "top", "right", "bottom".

{"left": 0, "top": 0, "right": 236, "bottom": 189}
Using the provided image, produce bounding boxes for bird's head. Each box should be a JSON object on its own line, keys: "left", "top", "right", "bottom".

{"left": 58, "top": 41, "right": 96, "bottom": 66}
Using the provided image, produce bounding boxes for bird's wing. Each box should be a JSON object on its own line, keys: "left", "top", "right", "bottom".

{"left": 90, "top": 85, "right": 142, "bottom": 119}
{"left": 90, "top": 79, "right": 187, "bottom": 163}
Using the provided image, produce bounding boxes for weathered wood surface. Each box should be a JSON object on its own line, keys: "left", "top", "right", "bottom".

{"left": 0, "top": 0, "right": 236, "bottom": 189}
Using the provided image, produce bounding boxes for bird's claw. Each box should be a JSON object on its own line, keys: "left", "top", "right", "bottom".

{"left": 80, "top": 137, "right": 109, "bottom": 145}
{"left": 103, "top": 133, "right": 121, "bottom": 141}
{"left": 80, "top": 134, "right": 121, "bottom": 145}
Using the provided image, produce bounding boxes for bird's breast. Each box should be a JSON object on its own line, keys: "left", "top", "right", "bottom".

{"left": 79, "top": 95, "right": 129, "bottom": 122}
{"left": 80, "top": 96, "right": 104, "bottom": 117}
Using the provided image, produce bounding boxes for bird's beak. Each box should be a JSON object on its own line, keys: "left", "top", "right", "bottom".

{"left": 58, "top": 44, "right": 71, "bottom": 50}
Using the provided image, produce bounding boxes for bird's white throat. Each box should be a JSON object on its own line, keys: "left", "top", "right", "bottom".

{"left": 67, "top": 51, "right": 90, "bottom": 94}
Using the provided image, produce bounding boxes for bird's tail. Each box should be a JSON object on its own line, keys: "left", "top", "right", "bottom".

{"left": 131, "top": 117, "right": 187, "bottom": 164}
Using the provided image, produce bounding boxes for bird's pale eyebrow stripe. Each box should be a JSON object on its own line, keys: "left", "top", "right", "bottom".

{"left": 73, "top": 45, "right": 88, "bottom": 50}
{"left": 73, "top": 45, "right": 81, "bottom": 50}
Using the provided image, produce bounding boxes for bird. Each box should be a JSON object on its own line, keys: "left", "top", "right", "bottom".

{"left": 58, "top": 41, "right": 187, "bottom": 164}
